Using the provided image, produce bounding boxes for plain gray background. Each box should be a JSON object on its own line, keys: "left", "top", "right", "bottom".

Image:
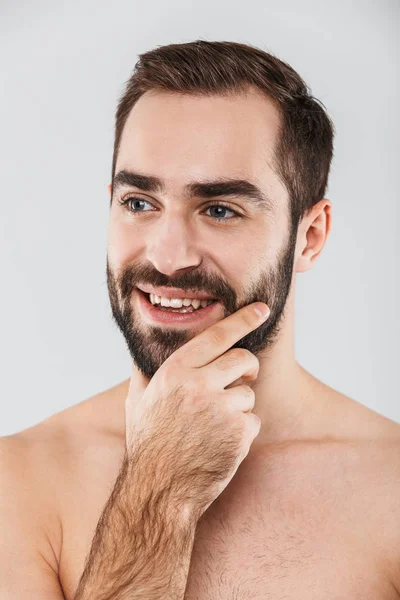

{"left": 0, "top": 0, "right": 398, "bottom": 436}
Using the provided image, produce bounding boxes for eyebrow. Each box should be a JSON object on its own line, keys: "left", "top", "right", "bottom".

{"left": 112, "top": 169, "right": 274, "bottom": 214}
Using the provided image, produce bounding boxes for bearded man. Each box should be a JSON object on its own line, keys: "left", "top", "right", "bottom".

{"left": 1, "top": 40, "right": 400, "bottom": 599}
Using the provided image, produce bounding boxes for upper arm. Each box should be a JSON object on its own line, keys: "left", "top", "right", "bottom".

{"left": 0, "top": 436, "right": 65, "bottom": 599}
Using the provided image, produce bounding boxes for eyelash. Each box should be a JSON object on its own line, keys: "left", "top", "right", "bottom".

{"left": 117, "top": 195, "right": 241, "bottom": 223}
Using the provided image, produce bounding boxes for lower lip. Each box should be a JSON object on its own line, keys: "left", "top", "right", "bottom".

{"left": 135, "top": 288, "right": 222, "bottom": 324}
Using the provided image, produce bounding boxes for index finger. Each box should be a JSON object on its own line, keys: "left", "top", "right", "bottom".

{"left": 173, "top": 302, "right": 270, "bottom": 368}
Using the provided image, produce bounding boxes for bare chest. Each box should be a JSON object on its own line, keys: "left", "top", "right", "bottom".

{"left": 183, "top": 492, "right": 392, "bottom": 599}
{"left": 57, "top": 442, "right": 399, "bottom": 599}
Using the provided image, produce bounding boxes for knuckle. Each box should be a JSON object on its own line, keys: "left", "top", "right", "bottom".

{"left": 251, "top": 354, "right": 260, "bottom": 371}
{"left": 241, "top": 385, "right": 255, "bottom": 403}
{"left": 224, "top": 348, "right": 259, "bottom": 370}
{"left": 249, "top": 412, "right": 261, "bottom": 433}
{"left": 231, "top": 348, "right": 254, "bottom": 361}
{"left": 244, "top": 384, "right": 255, "bottom": 397}
{"left": 237, "top": 411, "right": 260, "bottom": 445}
{"left": 244, "top": 350, "right": 260, "bottom": 371}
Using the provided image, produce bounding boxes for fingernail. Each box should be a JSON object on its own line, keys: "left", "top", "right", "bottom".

{"left": 254, "top": 303, "right": 270, "bottom": 320}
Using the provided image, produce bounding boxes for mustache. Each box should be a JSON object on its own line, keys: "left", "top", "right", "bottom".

{"left": 118, "top": 268, "right": 229, "bottom": 304}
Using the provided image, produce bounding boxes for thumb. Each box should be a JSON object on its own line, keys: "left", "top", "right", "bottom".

{"left": 127, "top": 362, "right": 151, "bottom": 402}
{"left": 124, "top": 363, "right": 151, "bottom": 450}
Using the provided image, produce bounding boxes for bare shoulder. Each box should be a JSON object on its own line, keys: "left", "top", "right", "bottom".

{"left": 290, "top": 386, "right": 400, "bottom": 591}
{"left": 346, "top": 412, "right": 400, "bottom": 593}
{"left": 0, "top": 429, "right": 66, "bottom": 596}
{"left": 252, "top": 389, "right": 400, "bottom": 590}
{"left": 0, "top": 379, "right": 129, "bottom": 576}
{"left": 0, "top": 413, "right": 74, "bottom": 569}
{"left": 315, "top": 384, "right": 400, "bottom": 488}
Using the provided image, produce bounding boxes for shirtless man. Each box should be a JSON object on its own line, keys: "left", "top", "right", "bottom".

{"left": 1, "top": 39, "right": 400, "bottom": 599}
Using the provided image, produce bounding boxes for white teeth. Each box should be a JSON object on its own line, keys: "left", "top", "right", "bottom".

{"left": 149, "top": 294, "right": 214, "bottom": 309}
{"left": 160, "top": 297, "right": 170, "bottom": 307}
{"left": 191, "top": 299, "right": 201, "bottom": 310}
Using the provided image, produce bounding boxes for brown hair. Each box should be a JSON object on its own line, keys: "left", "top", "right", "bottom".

{"left": 111, "top": 40, "right": 335, "bottom": 226}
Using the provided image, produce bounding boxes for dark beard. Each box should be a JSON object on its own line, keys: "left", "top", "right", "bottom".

{"left": 106, "top": 224, "right": 297, "bottom": 381}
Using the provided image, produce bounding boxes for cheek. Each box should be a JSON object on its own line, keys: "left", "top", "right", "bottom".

{"left": 222, "top": 245, "right": 259, "bottom": 286}
{"left": 254, "top": 218, "right": 287, "bottom": 264}
{"left": 107, "top": 219, "right": 141, "bottom": 264}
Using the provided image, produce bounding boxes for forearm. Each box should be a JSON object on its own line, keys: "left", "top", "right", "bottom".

{"left": 73, "top": 450, "right": 198, "bottom": 600}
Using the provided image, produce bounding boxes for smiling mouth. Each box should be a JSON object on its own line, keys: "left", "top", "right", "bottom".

{"left": 140, "top": 290, "right": 218, "bottom": 313}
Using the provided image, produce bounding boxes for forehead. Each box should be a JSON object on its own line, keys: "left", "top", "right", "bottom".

{"left": 116, "top": 88, "right": 285, "bottom": 204}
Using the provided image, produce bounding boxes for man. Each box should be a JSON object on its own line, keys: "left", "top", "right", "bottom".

{"left": 1, "top": 39, "right": 399, "bottom": 599}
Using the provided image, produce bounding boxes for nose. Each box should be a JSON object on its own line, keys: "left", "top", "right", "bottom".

{"left": 145, "top": 216, "right": 202, "bottom": 276}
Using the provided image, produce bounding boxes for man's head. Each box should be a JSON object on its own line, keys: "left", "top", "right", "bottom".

{"left": 106, "top": 40, "right": 334, "bottom": 380}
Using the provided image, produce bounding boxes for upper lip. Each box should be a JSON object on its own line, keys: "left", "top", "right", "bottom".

{"left": 137, "top": 285, "right": 216, "bottom": 300}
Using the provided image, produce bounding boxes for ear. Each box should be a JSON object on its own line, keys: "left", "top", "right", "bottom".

{"left": 294, "top": 198, "right": 332, "bottom": 273}
{"left": 107, "top": 183, "right": 112, "bottom": 197}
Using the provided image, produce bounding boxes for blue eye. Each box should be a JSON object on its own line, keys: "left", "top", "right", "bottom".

{"left": 118, "top": 196, "right": 241, "bottom": 222}
{"left": 120, "top": 197, "right": 153, "bottom": 212}
{"left": 204, "top": 204, "right": 238, "bottom": 220}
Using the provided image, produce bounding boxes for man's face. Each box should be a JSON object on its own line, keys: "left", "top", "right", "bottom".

{"left": 107, "top": 88, "right": 298, "bottom": 380}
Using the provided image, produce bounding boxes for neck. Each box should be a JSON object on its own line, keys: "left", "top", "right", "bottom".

{"left": 249, "top": 286, "right": 321, "bottom": 447}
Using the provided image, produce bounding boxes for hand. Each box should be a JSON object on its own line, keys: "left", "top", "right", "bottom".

{"left": 125, "top": 302, "right": 270, "bottom": 520}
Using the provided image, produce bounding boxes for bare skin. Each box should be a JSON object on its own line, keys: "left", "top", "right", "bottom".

{"left": 2, "top": 87, "right": 400, "bottom": 598}
{"left": 2, "top": 372, "right": 400, "bottom": 599}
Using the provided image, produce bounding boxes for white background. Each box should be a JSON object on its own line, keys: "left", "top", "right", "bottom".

{"left": 0, "top": 0, "right": 398, "bottom": 435}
